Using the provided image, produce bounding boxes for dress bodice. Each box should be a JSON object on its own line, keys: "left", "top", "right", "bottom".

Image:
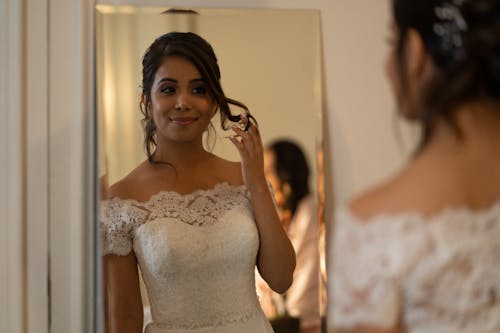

{"left": 330, "top": 203, "right": 500, "bottom": 333}
{"left": 101, "top": 182, "right": 274, "bottom": 333}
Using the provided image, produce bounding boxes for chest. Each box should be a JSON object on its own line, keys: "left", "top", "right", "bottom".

{"left": 132, "top": 203, "right": 259, "bottom": 276}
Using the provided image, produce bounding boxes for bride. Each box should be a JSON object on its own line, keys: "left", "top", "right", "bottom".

{"left": 101, "top": 31, "right": 295, "bottom": 333}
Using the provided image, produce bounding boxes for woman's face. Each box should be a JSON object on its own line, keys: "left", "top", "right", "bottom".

{"left": 147, "top": 56, "right": 216, "bottom": 145}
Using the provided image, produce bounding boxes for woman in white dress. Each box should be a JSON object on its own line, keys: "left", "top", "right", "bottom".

{"left": 101, "top": 32, "right": 295, "bottom": 333}
{"left": 331, "top": 0, "right": 500, "bottom": 332}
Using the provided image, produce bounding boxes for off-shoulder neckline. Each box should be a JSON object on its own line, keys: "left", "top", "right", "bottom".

{"left": 339, "top": 200, "right": 500, "bottom": 226}
{"left": 103, "top": 181, "right": 247, "bottom": 205}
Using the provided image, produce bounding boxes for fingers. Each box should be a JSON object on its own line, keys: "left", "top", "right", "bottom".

{"left": 242, "top": 113, "right": 258, "bottom": 131}
{"left": 230, "top": 126, "right": 261, "bottom": 152}
{"left": 229, "top": 127, "right": 255, "bottom": 154}
{"left": 227, "top": 113, "right": 263, "bottom": 156}
{"left": 241, "top": 113, "right": 258, "bottom": 132}
{"left": 228, "top": 114, "right": 265, "bottom": 186}
{"left": 228, "top": 135, "right": 244, "bottom": 152}
{"left": 239, "top": 114, "right": 262, "bottom": 147}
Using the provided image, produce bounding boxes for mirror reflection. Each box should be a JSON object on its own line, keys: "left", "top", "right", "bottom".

{"left": 96, "top": 6, "right": 325, "bottom": 333}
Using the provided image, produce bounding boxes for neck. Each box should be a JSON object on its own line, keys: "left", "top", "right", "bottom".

{"left": 152, "top": 140, "right": 212, "bottom": 169}
{"left": 421, "top": 101, "right": 500, "bottom": 154}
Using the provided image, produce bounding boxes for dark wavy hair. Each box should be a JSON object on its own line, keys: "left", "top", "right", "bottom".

{"left": 268, "top": 140, "right": 310, "bottom": 217}
{"left": 140, "top": 31, "right": 251, "bottom": 162}
{"left": 393, "top": 0, "right": 500, "bottom": 149}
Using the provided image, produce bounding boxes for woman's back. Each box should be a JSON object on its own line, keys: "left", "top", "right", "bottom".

{"left": 332, "top": 201, "right": 500, "bottom": 333}
{"left": 332, "top": 109, "right": 500, "bottom": 332}
{"left": 350, "top": 107, "right": 500, "bottom": 220}
{"left": 331, "top": 0, "right": 500, "bottom": 330}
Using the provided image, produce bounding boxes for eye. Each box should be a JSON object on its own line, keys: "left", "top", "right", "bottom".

{"left": 160, "top": 86, "right": 175, "bottom": 94}
{"left": 192, "top": 85, "right": 208, "bottom": 95}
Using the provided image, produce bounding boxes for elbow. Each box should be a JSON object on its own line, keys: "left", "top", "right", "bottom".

{"left": 107, "top": 298, "right": 143, "bottom": 332}
{"left": 259, "top": 243, "right": 296, "bottom": 293}
{"left": 271, "top": 275, "right": 293, "bottom": 294}
{"left": 269, "top": 258, "right": 295, "bottom": 294}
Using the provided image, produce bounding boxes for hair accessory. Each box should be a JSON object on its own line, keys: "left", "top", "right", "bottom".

{"left": 433, "top": 0, "right": 468, "bottom": 63}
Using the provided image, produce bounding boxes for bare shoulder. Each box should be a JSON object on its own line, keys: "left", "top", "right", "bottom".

{"left": 105, "top": 160, "right": 152, "bottom": 201}
{"left": 348, "top": 181, "right": 399, "bottom": 222}
{"left": 210, "top": 156, "right": 244, "bottom": 186}
{"left": 348, "top": 163, "right": 438, "bottom": 221}
{"left": 348, "top": 158, "right": 476, "bottom": 222}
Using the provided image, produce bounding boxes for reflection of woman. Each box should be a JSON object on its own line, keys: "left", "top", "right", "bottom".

{"left": 331, "top": 1, "right": 500, "bottom": 332}
{"left": 101, "top": 32, "right": 295, "bottom": 333}
{"left": 259, "top": 140, "right": 322, "bottom": 333}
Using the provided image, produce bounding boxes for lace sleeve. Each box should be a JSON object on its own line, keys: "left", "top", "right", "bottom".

{"left": 330, "top": 208, "right": 428, "bottom": 329}
{"left": 100, "top": 198, "right": 148, "bottom": 256}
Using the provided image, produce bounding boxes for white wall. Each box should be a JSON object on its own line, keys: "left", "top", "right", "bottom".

{"left": 1, "top": 0, "right": 97, "bottom": 332}
{"left": 48, "top": 1, "right": 97, "bottom": 332}
{"left": 324, "top": 0, "right": 418, "bottom": 205}
{"left": 0, "top": 0, "right": 25, "bottom": 332}
{"left": 1, "top": 0, "right": 51, "bottom": 332}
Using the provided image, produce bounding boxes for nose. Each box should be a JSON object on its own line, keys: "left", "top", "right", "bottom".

{"left": 175, "top": 90, "right": 191, "bottom": 112}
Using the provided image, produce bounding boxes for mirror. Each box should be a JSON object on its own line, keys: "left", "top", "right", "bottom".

{"left": 96, "top": 5, "right": 325, "bottom": 332}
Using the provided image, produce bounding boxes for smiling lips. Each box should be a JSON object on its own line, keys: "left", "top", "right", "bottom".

{"left": 170, "top": 116, "right": 198, "bottom": 126}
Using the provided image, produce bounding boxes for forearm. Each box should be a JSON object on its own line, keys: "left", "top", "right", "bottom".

{"left": 228, "top": 119, "right": 295, "bottom": 292}
{"left": 103, "top": 254, "right": 144, "bottom": 333}
{"left": 105, "top": 284, "right": 144, "bottom": 333}
{"left": 107, "top": 311, "right": 143, "bottom": 333}
{"left": 250, "top": 181, "right": 296, "bottom": 293}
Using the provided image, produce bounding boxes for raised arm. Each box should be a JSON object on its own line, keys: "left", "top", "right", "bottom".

{"left": 229, "top": 115, "right": 295, "bottom": 293}
{"left": 103, "top": 253, "right": 143, "bottom": 333}
{"left": 248, "top": 176, "right": 296, "bottom": 293}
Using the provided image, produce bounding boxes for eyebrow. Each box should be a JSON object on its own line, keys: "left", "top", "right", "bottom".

{"left": 157, "top": 77, "right": 206, "bottom": 84}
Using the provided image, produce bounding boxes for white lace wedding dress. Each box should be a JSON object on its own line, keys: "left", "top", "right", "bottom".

{"left": 101, "top": 182, "right": 274, "bottom": 333}
{"left": 330, "top": 203, "right": 500, "bottom": 333}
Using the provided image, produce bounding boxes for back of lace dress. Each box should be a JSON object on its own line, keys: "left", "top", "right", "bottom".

{"left": 330, "top": 204, "right": 500, "bottom": 333}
